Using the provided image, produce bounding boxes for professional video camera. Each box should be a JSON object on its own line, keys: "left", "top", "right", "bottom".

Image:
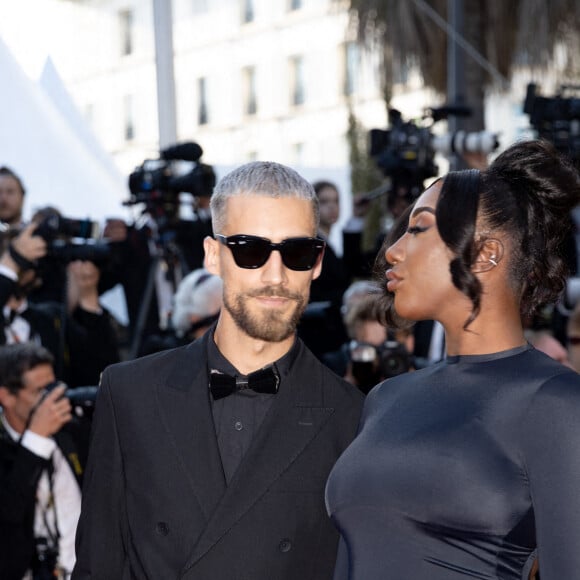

{"left": 33, "top": 211, "right": 111, "bottom": 265}
{"left": 369, "top": 107, "right": 499, "bottom": 204}
{"left": 125, "top": 141, "right": 216, "bottom": 229}
{"left": 524, "top": 82, "right": 580, "bottom": 164}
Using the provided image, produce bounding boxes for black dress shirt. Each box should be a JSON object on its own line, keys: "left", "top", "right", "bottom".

{"left": 207, "top": 333, "right": 299, "bottom": 483}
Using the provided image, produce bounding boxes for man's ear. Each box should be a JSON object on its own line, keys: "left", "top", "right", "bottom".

{"left": 310, "top": 247, "right": 325, "bottom": 281}
{"left": 472, "top": 238, "right": 504, "bottom": 274}
{"left": 203, "top": 235, "right": 220, "bottom": 276}
{"left": 0, "top": 386, "right": 13, "bottom": 409}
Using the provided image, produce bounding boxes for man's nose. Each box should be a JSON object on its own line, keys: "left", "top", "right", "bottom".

{"left": 260, "top": 249, "right": 287, "bottom": 285}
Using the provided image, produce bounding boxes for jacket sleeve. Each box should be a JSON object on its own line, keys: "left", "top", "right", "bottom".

{"left": 521, "top": 372, "right": 580, "bottom": 579}
{"left": 72, "top": 369, "right": 129, "bottom": 579}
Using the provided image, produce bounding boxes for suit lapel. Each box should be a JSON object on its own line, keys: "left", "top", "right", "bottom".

{"left": 182, "top": 343, "right": 336, "bottom": 571}
{"left": 156, "top": 336, "right": 227, "bottom": 521}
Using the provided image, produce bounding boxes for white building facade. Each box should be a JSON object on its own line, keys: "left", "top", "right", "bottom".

{"left": 47, "top": 0, "right": 400, "bottom": 181}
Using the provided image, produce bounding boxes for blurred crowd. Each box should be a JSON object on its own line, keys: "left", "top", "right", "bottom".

{"left": 2, "top": 162, "right": 580, "bottom": 396}
{"left": 1, "top": 159, "right": 580, "bottom": 578}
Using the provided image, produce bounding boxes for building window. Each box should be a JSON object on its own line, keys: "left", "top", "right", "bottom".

{"left": 289, "top": 56, "right": 305, "bottom": 106}
{"left": 242, "top": 0, "right": 255, "bottom": 23}
{"left": 289, "top": 0, "right": 303, "bottom": 10}
{"left": 242, "top": 66, "right": 257, "bottom": 116}
{"left": 119, "top": 9, "right": 134, "bottom": 56}
{"left": 344, "top": 42, "right": 359, "bottom": 96}
{"left": 123, "top": 95, "right": 135, "bottom": 141}
{"left": 197, "top": 77, "right": 208, "bottom": 125}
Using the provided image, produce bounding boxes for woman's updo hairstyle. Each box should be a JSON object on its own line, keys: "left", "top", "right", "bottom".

{"left": 437, "top": 139, "right": 580, "bottom": 321}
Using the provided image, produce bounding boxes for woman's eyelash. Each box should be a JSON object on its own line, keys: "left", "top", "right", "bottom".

{"left": 407, "top": 226, "right": 428, "bottom": 234}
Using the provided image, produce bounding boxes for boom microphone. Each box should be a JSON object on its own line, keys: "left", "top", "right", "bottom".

{"left": 161, "top": 142, "right": 203, "bottom": 162}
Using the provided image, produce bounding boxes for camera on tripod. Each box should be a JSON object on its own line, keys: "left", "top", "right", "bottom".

{"left": 125, "top": 141, "right": 216, "bottom": 229}
{"left": 369, "top": 106, "right": 499, "bottom": 204}
{"left": 524, "top": 82, "right": 580, "bottom": 164}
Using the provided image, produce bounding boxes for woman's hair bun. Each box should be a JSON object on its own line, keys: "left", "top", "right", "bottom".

{"left": 488, "top": 139, "right": 580, "bottom": 213}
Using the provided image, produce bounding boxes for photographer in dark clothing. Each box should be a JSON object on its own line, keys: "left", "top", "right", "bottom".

{"left": 0, "top": 343, "right": 87, "bottom": 579}
{"left": 0, "top": 223, "right": 120, "bottom": 386}
{"left": 102, "top": 205, "right": 213, "bottom": 358}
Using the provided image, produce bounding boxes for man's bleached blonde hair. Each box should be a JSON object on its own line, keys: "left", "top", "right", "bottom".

{"left": 210, "top": 161, "right": 319, "bottom": 233}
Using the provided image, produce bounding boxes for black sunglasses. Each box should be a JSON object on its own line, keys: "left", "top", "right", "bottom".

{"left": 215, "top": 234, "right": 325, "bottom": 271}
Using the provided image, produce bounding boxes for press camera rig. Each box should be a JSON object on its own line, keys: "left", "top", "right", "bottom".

{"left": 524, "top": 82, "right": 580, "bottom": 166}
{"left": 369, "top": 106, "right": 499, "bottom": 206}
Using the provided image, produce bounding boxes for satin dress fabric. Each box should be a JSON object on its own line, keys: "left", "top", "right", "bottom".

{"left": 326, "top": 345, "right": 580, "bottom": 579}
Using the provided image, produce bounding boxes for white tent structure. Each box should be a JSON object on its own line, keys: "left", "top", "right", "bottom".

{"left": 0, "top": 36, "right": 128, "bottom": 223}
{"left": 39, "top": 57, "right": 127, "bottom": 191}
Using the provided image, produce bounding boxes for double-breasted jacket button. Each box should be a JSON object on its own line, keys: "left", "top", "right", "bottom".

{"left": 278, "top": 538, "right": 292, "bottom": 553}
{"left": 156, "top": 522, "right": 169, "bottom": 536}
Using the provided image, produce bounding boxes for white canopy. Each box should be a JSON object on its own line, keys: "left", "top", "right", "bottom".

{"left": 0, "top": 36, "right": 128, "bottom": 223}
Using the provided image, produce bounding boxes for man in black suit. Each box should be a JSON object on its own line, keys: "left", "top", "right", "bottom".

{"left": 0, "top": 342, "right": 85, "bottom": 579}
{"left": 73, "top": 161, "right": 364, "bottom": 580}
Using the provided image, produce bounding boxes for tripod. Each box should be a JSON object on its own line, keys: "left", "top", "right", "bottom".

{"left": 128, "top": 230, "right": 189, "bottom": 360}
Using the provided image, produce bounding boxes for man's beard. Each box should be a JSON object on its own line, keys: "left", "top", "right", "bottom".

{"left": 0, "top": 208, "right": 21, "bottom": 225}
{"left": 224, "top": 286, "right": 307, "bottom": 342}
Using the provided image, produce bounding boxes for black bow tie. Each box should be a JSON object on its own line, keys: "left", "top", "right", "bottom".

{"left": 209, "top": 366, "right": 280, "bottom": 400}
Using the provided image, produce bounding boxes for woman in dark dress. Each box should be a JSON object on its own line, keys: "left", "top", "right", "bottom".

{"left": 325, "top": 140, "right": 580, "bottom": 579}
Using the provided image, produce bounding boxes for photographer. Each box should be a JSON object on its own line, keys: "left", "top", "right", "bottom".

{"left": 0, "top": 219, "right": 120, "bottom": 386}
{"left": 0, "top": 166, "right": 26, "bottom": 227}
{"left": 102, "top": 210, "right": 213, "bottom": 357}
{"left": 0, "top": 343, "right": 86, "bottom": 580}
{"left": 323, "top": 284, "right": 413, "bottom": 394}
{"left": 102, "top": 142, "right": 216, "bottom": 358}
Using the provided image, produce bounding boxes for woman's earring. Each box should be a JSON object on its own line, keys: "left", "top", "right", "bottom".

{"left": 489, "top": 255, "right": 498, "bottom": 267}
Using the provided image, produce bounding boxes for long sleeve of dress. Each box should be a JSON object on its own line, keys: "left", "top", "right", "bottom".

{"left": 521, "top": 372, "right": 580, "bottom": 579}
{"left": 332, "top": 537, "right": 350, "bottom": 580}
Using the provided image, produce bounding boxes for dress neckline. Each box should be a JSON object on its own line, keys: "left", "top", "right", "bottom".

{"left": 445, "top": 343, "right": 532, "bottom": 365}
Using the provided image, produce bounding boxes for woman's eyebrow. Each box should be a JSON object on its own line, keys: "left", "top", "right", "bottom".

{"left": 410, "top": 206, "right": 436, "bottom": 219}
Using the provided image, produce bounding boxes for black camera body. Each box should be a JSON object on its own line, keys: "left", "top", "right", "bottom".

{"left": 32, "top": 212, "right": 111, "bottom": 265}
{"left": 370, "top": 107, "right": 499, "bottom": 204}
{"left": 370, "top": 109, "right": 439, "bottom": 187}
{"left": 524, "top": 83, "right": 580, "bottom": 164}
{"left": 33, "top": 213, "right": 99, "bottom": 242}
{"left": 43, "top": 381, "right": 98, "bottom": 418}
{"left": 125, "top": 141, "right": 216, "bottom": 229}
{"left": 349, "top": 339, "right": 412, "bottom": 394}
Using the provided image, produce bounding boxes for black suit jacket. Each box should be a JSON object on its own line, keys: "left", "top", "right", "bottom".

{"left": 73, "top": 333, "right": 363, "bottom": 580}
{"left": 0, "top": 417, "right": 85, "bottom": 580}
